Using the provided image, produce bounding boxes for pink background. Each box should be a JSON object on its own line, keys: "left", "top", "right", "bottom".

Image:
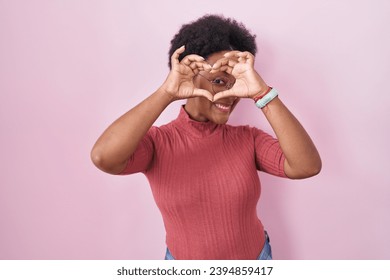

{"left": 1, "top": 0, "right": 389, "bottom": 259}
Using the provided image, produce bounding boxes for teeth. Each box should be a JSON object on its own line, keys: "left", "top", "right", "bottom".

{"left": 215, "top": 103, "right": 230, "bottom": 110}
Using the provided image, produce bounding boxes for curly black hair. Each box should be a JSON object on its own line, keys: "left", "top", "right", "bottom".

{"left": 168, "top": 14, "right": 257, "bottom": 68}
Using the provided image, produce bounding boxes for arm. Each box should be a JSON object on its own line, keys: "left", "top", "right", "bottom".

{"left": 90, "top": 89, "right": 173, "bottom": 174}
{"left": 212, "top": 51, "right": 321, "bottom": 179}
{"left": 91, "top": 46, "right": 213, "bottom": 174}
{"left": 260, "top": 97, "right": 321, "bottom": 179}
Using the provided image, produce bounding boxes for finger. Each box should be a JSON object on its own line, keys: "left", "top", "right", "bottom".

{"left": 236, "top": 51, "right": 254, "bottom": 58}
{"left": 210, "top": 65, "right": 233, "bottom": 74}
{"left": 192, "top": 88, "right": 214, "bottom": 102}
{"left": 202, "top": 63, "right": 212, "bottom": 72}
{"left": 211, "top": 59, "right": 237, "bottom": 75}
{"left": 181, "top": 54, "right": 206, "bottom": 66}
{"left": 223, "top": 50, "right": 241, "bottom": 59}
{"left": 189, "top": 61, "right": 211, "bottom": 71}
{"left": 171, "top": 45, "right": 185, "bottom": 67}
{"left": 213, "top": 89, "right": 237, "bottom": 102}
{"left": 189, "top": 62, "right": 211, "bottom": 75}
{"left": 212, "top": 57, "right": 237, "bottom": 69}
{"left": 225, "top": 51, "right": 255, "bottom": 65}
{"left": 236, "top": 51, "right": 255, "bottom": 66}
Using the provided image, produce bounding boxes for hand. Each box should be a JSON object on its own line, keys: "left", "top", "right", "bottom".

{"left": 211, "top": 51, "right": 269, "bottom": 102}
{"left": 161, "top": 46, "right": 213, "bottom": 101}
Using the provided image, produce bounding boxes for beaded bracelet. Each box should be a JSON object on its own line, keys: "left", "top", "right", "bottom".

{"left": 255, "top": 88, "right": 279, "bottom": 109}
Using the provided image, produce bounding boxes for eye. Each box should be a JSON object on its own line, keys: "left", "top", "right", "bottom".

{"left": 212, "top": 77, "right": 228, "bottom": 85}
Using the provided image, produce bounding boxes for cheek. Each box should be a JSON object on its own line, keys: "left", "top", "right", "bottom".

{"left": 194, "top": 76, "right": 200, "bottom": 85}
{"left": 195, "top": 76, "right": 213, "bottom": 92}
{"left": 202, "top": 98, "right": 213, "bottom": 107}
{"left": 194, "top": 76, "right": 204, "bottom": 88}
{"left": 194, "top": 96, "right": 212, "bottom": 109}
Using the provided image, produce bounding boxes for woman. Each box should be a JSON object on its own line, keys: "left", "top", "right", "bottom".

{"left": 91, "top": 15, "right": 321, "bottom": 260}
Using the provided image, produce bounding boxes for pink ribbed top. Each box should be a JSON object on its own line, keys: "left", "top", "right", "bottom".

{"left": 121, "top": 106, "right": 286, "bottom": 259}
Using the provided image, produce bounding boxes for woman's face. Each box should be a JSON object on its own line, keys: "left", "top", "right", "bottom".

{"left": 184, "top": 51, "right": 240, "bottom": 124}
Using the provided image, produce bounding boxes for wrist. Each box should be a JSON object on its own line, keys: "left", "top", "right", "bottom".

{"left": 253, "top": 86, "right": 272, "bottom": 102}
{"left": 156, "top": 86, "right": 177, "bottom": 104}
{"left": 254, "top": 88, "right": 279, "bottom": 109}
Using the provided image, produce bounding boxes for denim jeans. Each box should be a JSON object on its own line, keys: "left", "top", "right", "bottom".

{"left": 164, "top": 231, "right": 272, "bottom": 260}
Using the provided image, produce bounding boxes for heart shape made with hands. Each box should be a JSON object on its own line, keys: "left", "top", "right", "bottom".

{"left": 172, "top": 46, "right": 268, "bottom": 102}
{"left": 199, "top": 51, "right": 268, "bottom": 102}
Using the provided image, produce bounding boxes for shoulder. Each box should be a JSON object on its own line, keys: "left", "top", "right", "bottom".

{"left": 223, "top": 124, "right": 274, "bottom": 145}
{"left": 221, "top": 124, "right": 258, "bottom": 143}
{"left": 146, "top": 121, "right": 180, "bottom": 141}
{"left": 223, "top": 124, "right": 262, "bottom": 136}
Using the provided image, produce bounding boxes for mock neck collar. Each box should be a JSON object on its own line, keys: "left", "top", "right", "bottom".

{"left": 172, "top": 105, "right": 223, "bottom": 138}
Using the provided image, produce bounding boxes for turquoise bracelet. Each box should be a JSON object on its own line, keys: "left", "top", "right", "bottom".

{"left": 255, "top": 88, "right": 278, "bottom": 109}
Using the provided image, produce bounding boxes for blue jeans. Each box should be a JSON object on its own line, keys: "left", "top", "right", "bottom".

{"left": 165, "top": 231, "right": 272, "bottom": 260}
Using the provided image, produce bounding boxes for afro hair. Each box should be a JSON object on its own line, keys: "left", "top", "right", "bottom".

{"left": 168, "top": 14, "right": 257, "bottom": 69}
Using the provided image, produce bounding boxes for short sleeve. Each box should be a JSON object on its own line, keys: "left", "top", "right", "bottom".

{"left": 253, "top": 127, "right": 287, "bottom": 177}
{"left": 119, "top": 127, "right": 157, "bottom": 175}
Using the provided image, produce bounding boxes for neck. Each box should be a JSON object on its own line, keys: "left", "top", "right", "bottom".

{"left": 184, "top": 100, "right": 209, "bottom": 122}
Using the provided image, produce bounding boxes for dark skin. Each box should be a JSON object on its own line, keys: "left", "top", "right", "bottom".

{"left": 91, "top": 46, "right": 321, "bottom": 178}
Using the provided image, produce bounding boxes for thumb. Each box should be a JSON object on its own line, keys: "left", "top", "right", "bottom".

{"left": 192, "top": 88, "right": 214, "bottom": 102}
{"left": 213, "top": 89, "right": 236, "bottom": 102}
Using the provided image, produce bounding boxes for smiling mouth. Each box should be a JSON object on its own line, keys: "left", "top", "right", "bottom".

{"left": 214, "top": 103, "right": 232, "bottom": 112}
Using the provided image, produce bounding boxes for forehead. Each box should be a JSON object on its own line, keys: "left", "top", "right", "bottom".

{"left": 205, "top": 50, "right": 230, "bottom": 65}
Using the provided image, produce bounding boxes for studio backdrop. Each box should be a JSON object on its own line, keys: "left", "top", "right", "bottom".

{"left": 1, "top": 0, "right": 389, "bottom": 259}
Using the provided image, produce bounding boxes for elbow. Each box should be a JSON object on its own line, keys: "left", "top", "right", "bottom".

{"left": 306, "top": 160, "right": 322, "bottom": 178}
{"left": 90, "top": 147, "right": 124, "bottom": 175}
{"left": 285, "top": 158, "right": 322, "bottom": 179}
{"left": 310, "top": 155, "right": 322, "bottom": 177}
{"left": 90, "top": 147, "right": 106, "bottom": 171}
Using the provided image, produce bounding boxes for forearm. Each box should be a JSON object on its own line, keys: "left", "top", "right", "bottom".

{"left": 91, "top": 87, "right": 174, "bottom": 174}
{"left": 261, "top": 97, "right": 322, "bottom": 179}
